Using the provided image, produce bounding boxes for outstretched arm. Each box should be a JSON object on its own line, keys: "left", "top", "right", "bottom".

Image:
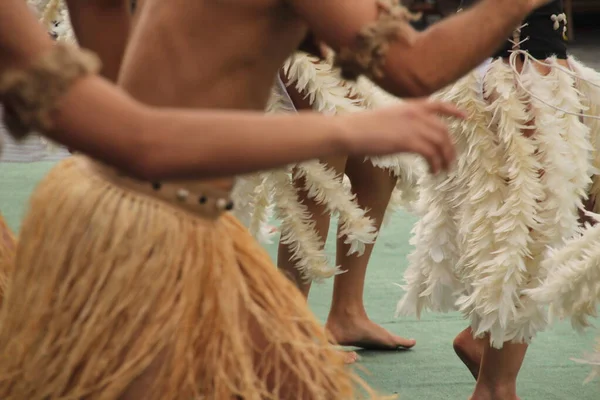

{"left": 289, "top": 0, "right": 543, "bottom": 97}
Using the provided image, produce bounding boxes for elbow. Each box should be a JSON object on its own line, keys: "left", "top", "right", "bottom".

{"left": 387, "top": 66, "right": 440, "bottom": 98}
{"left": 385, "top": 44, "right": 448, "bottom": 97}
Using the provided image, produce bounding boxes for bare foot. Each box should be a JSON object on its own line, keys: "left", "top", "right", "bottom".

{"left": 454, "top": 327, "right": 484, "bottom": 380}
{"left": 326, "top": 316, "right": 416, "bottom": 350}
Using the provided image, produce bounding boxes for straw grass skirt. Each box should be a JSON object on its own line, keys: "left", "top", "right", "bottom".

{"left": 0, "top": 214, "right": 16, "bottom": 306}
{"left": 0, "top": 156, "right": 384, "bottom": 399}
{"left": 396, "top": 56, "right": 597, "bottom": 349}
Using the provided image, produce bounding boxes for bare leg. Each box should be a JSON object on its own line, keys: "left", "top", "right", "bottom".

{"left": 471, "top": 338, "right": 527, "bottom": 400}
{"left": 454, "top": 327, "right": 485, "bottom": 380}
{"left": 65, "top": 0, "right": 131, "bottom": 82}
{"left": 276, "top": 156, "right": 359, "bottom": 363}
{"left": 325, "top": 157, "right": 416, "bottom": 350}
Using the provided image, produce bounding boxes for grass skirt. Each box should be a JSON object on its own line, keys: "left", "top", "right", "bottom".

{"left": 396, "top": 56, "right": 596, "bottom": 349}
{"left": 0, "top": 156, "right": 383, "bottom": 399}
{"left": 0, "top": 214, "right": 15, "bottom": 306}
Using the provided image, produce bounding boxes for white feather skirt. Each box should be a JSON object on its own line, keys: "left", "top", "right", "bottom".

{"left": 524, "top": 58, "right": 600, "bottom": 380}
{"left": 233, "top": 53, "right": 425, "bottom": 282}
{"left": 397, "top": 56, "right": 596, "bottom": 349}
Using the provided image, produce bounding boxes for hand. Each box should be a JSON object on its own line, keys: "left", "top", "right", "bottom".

{"left": 343, "top": 99, "right": 465, "bottom": 174}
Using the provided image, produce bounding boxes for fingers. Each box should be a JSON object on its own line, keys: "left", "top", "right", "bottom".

{"left": 410, "top": 120, "right": 444, "bottom": 174}
{"left": 408, "top": 103, "right": 456, "bottom": 173}
{"left": 418, "top": 112, "right": 455, "bottom": 171}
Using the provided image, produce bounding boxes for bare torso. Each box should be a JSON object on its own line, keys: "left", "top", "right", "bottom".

{"left": 118, "top": 0, "right": 308, "bottom": 188}
{"left": 120, "top": 0, "right": 306, "bottom": 110}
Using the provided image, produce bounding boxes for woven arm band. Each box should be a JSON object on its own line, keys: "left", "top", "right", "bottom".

{"left": 334, "top": 0, "right": 420, "bottom": 81}
{"left": 0, "top": 44, "right": 101, "bottom": 140}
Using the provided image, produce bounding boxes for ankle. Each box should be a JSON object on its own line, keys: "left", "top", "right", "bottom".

{"left": 473, "top": 381, "right": 517, "bottom": 400}
{"left": 327, "top": 304, "right": 368, "bottom": 322}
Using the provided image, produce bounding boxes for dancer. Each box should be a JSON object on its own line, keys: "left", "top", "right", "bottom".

{"left": 235, "top": 44, "right": 424, "bottom": 364}
{"left": 397, "top": 1, "right": 600, "bottom": 398}
{"left": 0, "top": 0, "right": 553, "bottom": 397}
{"left": 232, "top": 0, "right": 554, "bottom": 360}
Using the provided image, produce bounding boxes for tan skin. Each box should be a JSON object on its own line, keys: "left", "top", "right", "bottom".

{"left": 65, "top": 0, "right": 131, "bottom": 82}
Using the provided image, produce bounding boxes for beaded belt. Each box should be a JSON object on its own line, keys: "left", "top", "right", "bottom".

{"left": 82, "top": 157, "right": 235, "bottom": 220}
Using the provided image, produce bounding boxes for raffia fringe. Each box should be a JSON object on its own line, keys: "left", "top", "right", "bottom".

{"left": 0, "top": 158, "right": 390, "bottom": 399}
{"left": 0, "top": 215, "right": 16, "bottom": 307}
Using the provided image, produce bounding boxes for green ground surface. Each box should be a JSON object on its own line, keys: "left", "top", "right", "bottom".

{"left": 1, "top": 161, "right": 598, "bottom": 399}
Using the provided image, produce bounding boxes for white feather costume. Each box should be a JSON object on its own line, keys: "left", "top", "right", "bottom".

{"left": 524, "top": 60, "right": 600, "bottom": 381}
{"left": 396, "top": 52, "right": 599, "bottom": 350}
{"left": 232, "top": 52, "right": 425, "bottom": 282}
{"left": 28, "top": 0, "right": 76, "bottom": 43}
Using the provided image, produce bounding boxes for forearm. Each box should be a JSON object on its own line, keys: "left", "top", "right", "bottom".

{"left": 46, "top": 76, "right": 348, "bottom": 180}
{"left": 380, "top": 0, "right": 529, "bottom": 96}
{"left": 139, "top": 110, "right": 348, "bottom": 180}
{"left": 65, "top": 0, "right": 131, "bottom": 81}
{"left": 291, "top": 0, "right": 535, "bottom": 98}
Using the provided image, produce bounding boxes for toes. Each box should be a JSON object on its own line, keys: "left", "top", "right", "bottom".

{"left": 394, "top": 336, "right": 416, "bottom": 348}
